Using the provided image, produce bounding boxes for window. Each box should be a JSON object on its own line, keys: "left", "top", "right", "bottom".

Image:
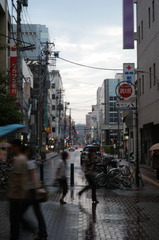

{"left": 52, "top": 105, "right": 55, "bottom": 110}
{"left": 109, "top": 96, "right": 117, "bottom": 101}
{"left": 153, "top": 63, "right": 156, "bottom": 85}
{"left": 152, "top": 0, "right": 155, "bottom": 22}
{"left": 142, "top": 75, "right": 144, "bottom": 94}
{"left": 52, "top": 83, "right": 55, "bottom": 88}
{"left": 148, "top": 7, "right": 151, "bottom": 28}
{"left": 109, "top": 112, "right": 117, "bottom": 124}
{"left": 138, "top": 26, "right": 140, "bottom": 43}
{"left": 52, "top": 94, "right": 55, "bottom": 99}
{"left": 109, "top": 102, "right": 115, "bottom": 111}
{"left": 149, "top": 67, "right": 152, "bottom": 88}
{"left": 141, "top": 21, "right": 143, "bottom": 39}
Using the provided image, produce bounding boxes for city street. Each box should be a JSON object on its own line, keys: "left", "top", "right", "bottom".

{"left": 0, "top": 149, "right": 159, "bottom": 240}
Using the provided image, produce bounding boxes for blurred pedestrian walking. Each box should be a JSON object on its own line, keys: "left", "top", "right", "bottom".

{"left": 22, "top": 146, "right": 48, "bottom": 240}
{"left": 55, "top": 151, "right": 69, "bottom": 204}
{"left": 7, "top": 139, "right": 28, "bottom": 240}
{"left": 78, "top": 149, "right": 99, "bottom": 204}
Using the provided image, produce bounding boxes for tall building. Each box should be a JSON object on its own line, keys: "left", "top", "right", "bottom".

{"left": 98, "top": 74, "right": 123, "bottom": 146}
{"left": 136, "top": 0, "right": 159, "bottom": 165}
{"left": 12, "top": 24, "right": 50, "bottom": 61}
{"left": 11, "top": 23, "right": 64, "bottom": 150}
{"left": 85, "top": 113, "right": 91, "bottom": 144}
{"left": 49, "top": 70, "right": 64, "bottom": 147}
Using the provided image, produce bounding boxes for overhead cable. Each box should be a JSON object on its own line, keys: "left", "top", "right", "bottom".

{"left": 58, "top": 57, "right": 123, "bottom": 71}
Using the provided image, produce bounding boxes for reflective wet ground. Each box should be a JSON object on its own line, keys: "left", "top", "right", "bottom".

{"left": 0, "top": 150, "right": 159, "bottom": 240}
{"left": 75, "top": 188, "right": 159, "bottom": 240}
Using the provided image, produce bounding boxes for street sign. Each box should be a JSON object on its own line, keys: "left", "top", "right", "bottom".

{"left": 116, "top": 98, "right": 136, "bottom": 110}
{"left": 118, "top": 83, "right": 133, "bottom": 98}
{"left": 123, "top": 63, "right": 135, "bottom": 83}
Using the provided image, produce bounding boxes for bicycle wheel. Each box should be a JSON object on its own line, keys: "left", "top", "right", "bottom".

{"left": 120, "top": 166, "right": 133, "bottom": 187}
{"left": 1, "top": 177, "right": 8, "bottom": 190}
{"left": 95, "top": 173, "right": 108, "bottom": 187}
{"left": 108, "top": 168, "right": 121, "bottom": 188}
{"left": 0, "top": 169, "right": 10, "bottom": 190}
{"left": 121, "top": 174, "right": 133, "bottom": 187}
{"left": 123, "top": 165, "right": 131, "bottom": 175}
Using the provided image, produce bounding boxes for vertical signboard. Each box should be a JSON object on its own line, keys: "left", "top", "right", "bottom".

{"left": 123, "top": 63, "right": 135, "bottom": 83}
{"left": 24, "top": 82, "right": 31, "bottom": 99}
{"left": 10, "top": 57, "right": 17, "bottom": 97}
{"left": 123, "top": 0, "right": 134, "bottom": 49}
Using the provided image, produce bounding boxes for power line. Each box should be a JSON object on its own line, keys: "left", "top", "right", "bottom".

{"left": 58, "top": 56, "right": 123, "bottom": 71}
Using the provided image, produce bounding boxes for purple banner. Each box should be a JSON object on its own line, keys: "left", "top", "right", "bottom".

{"left": 123, "top": 0, "right": 134, "bottom": 49}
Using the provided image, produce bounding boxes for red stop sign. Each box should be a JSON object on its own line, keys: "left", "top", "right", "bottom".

{"left": 118, "top": 84, "right": 133, "bottom": 98}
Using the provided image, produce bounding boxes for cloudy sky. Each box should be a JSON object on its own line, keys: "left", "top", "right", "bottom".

{"left": 9, "top": 0, "right": 137, "bottom": 124}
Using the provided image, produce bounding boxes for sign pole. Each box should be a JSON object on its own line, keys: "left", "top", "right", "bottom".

{"left": 135, "top": 88, "right": 139, "bottom": 187}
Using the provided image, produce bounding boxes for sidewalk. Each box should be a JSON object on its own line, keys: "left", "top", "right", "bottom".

{"left": 45, "top": 150, "right": 58, "bottom": 159}
{"left": 0, "top": 152, "right": 159, "bottom": 240}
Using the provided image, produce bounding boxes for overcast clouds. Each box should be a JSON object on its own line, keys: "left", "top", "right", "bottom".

{"left": 9, "top": 0, "right": 137, "bottom": 124}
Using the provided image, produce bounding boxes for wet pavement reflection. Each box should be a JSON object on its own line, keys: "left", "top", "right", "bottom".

{"left": 1, "top": 150, "right": 159, "bottom": 239}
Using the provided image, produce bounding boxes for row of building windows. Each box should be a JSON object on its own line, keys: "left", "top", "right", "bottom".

{"left": 138, "top": 62, "right": 156, "bottom": 96}
{"left": 109, "top": 96, "right": 117, "bottom": 101}
{"left": 22, "top": 32, "right": 36, "bottom": 35}
{"left": 138, "top": 0, "right": 155, "bottom": 43}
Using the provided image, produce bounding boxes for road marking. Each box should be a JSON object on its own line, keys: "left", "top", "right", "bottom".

{"left": 142, "top": 174, "right": 159, "bottom": 186}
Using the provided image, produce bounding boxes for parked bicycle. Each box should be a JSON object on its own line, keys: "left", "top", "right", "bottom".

{"left": 96, "top": 158, "right": 144, "bottom": 189}
{"left": 95, "top": 158, "right": 127, "bottom": 188}
{"left": 96, "top": 162, "right": 131, "bottom": 188}
{"left": 127, "top": 159, "right": 144, "bottom": 186}
{"left": 0, "top": 162, "right": 12, "bottom": 190}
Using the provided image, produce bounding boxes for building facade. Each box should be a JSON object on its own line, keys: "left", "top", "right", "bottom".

{"left": 97, "top": 75, "right": 123, "bottom": 147}
{"left": 0, "top": 0, "right": 10, "bottom": 72}
{"left": 136, "top": 0, "right": 159, "bottom": 165}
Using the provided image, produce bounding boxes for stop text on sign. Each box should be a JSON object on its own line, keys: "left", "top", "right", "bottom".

{"left": 118, "top": 84, "right": 133, "bottom": 98}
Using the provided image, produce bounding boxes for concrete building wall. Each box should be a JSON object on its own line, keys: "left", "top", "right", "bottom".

{"left": 0, "top": 0, "right": 10, "bottom": 72}
{"left": 96, "top": 74, "right": 123, "bottom": 146}
{"left": 137, "top": 0, "right": 159, "bottom": 164}
{"left": 12, "top": 24, "right": 50, "bottom": 60}
{"left": 137, "top": 0, "right": 159, "bottom": 127}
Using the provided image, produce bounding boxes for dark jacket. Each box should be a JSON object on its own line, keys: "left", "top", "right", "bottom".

{"left": 152, "top": 154, "right": 159, "bottom": 169}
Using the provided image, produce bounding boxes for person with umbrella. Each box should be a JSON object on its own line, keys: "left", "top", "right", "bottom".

{"left": 150, "top": 144, "right": 159, "bottom": 181}
{"left": 151, "top": 150, "right": 159, "bottom": 181}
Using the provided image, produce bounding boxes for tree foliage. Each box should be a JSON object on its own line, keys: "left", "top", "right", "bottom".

{"left": 0, "top": 71, "right": 23, "bottom": 126}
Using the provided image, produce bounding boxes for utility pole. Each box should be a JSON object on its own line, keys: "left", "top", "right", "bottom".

{"left": 39, "top": 40, "right": 54, "bottom": 181}
{"left": 56, "top": 88, "right": 63, "bottom": 152}
{"left": 69, "top": 108, "right": 72, "bottom": 145}
{"left": 16, "top": 1, "right": 31, "bottom": 103}
{"left": 16, "top": 0, "right": 22, "bottom": 104}
{"left": 63, "top": 102, "right": 70, "bottom": 149}
{"left": 117, "top": 110, "right": 120, "bottom": 157}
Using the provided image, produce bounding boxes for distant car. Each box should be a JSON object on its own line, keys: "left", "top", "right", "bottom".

{"left": 68, "top": 146, "right": 75, "bottom": 151}
{"left": 80, "top": 144, "right": 101, "bottom": 165}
